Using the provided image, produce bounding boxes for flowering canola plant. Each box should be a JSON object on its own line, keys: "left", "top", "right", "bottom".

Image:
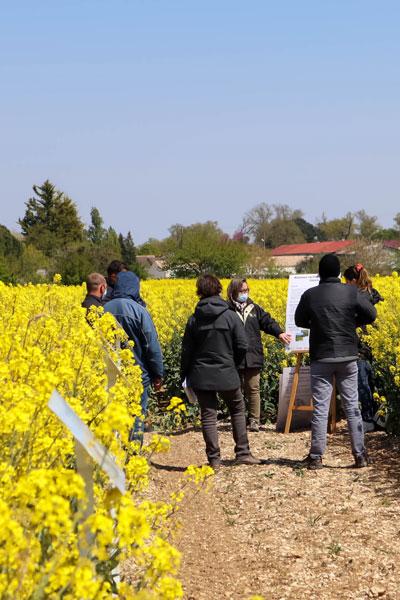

{"left": 1, "top": 274, "right": 398, "bottom": 598}
{"left": 0, "top": 281, "right": 212, "bottom": 599}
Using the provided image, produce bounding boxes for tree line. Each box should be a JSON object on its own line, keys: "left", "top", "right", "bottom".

{"left": 0, "top": 180, "right": 143, "bottom": 284}
{"left": 0, "top": 182, "right": 399, "bottom": 283}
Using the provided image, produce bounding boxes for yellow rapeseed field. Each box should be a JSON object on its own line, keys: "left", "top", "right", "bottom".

{"left": 0, "top": 275, "right": 398, "bottom": 598}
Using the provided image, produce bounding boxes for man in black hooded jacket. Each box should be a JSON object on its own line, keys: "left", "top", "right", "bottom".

{"left": 181, "top": 274, "right": 261, "bottom": 468}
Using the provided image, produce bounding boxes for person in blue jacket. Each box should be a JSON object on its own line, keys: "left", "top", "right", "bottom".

{"left": 105, "top": 271, "right": 163, "bottom": 439}
{"left": 104, "top": 260, "right": 146, "bottom": 306}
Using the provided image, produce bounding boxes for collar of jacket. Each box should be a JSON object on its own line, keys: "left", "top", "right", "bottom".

{"left": 319, "top": 277, "right": 341, "bottom": 285}
{"left": 237, "top": 302, "right": 255, "bottom": 323}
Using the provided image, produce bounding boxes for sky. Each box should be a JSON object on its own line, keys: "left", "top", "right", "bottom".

{"left": 0, "top": 1, "right": 399, "bottom": 244}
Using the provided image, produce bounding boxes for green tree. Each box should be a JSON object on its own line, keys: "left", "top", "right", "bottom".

{"left": 119, "top": 231, "right": 137, "bottom": 267}
{"left": 294, "top": 218, "right": 319, "bottom": 243}
{"left": 0, "top": 225, "right": 23, "bottom": 259}
{"left": 317, "top": 212, "right": 355, "bottom": 240}
{"left": 15, "top": 245, "right": 51, "bottom": 283}
{"left": 394, "top": 212, "right": 400, "bottom": 234}
{"left": 137, "top": 238, "right": 165, "bottom": 256}
{"left": 164, "top": 221, "right": 247, "bottom": 277}
{"left": 242, "top": 203, "right": 305, "bottom": 248}
{"left": 87, "top": 207, "right": 106, "bottom": 245}
{"left": 19, "top": 180, "right": 84, "bottom": 256}
{"left": 355, "top": 210, "right": 381, "bottom": 240}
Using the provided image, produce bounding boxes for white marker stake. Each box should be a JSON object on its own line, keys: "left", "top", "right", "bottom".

{"left": 48, "top": 390, "right": 126, "bottom": 494}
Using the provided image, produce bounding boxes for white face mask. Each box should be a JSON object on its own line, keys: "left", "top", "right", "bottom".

{"left": 102, "top": 288, "right": 108, "bottom": 300}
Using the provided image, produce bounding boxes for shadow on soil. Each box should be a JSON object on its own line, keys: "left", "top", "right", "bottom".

{"left": 330, "top": 429, "right": 400, "bottom": 499}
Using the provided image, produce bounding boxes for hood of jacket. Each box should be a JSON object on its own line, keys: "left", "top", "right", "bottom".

{"left": 194, "top": 295, "right": 229, "bottom": 323}
{"left": 112, "top": 271, "right": 141, "bottom": 302}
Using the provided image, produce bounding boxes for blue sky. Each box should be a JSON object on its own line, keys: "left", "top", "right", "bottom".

{"left": 1, "top": 1, "right": 399, "bottom": 243}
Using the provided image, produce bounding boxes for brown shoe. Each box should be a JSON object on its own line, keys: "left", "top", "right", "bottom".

{"left": 248, "top": 419, "right": 260, "bottom": 432}
{"left": 235, "top": 454, "right": 262, "bottom": 465}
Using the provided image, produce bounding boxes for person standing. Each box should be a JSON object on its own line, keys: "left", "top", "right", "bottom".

{"left": 181, "top": 274, "right": 261, "bottom": 468}
{"left": 344, "top": 263, "right": 384, "bottom": 432}
{"left": 82, "top": 273, "right": 107, "bottom": 310}
{"left": 295, "top": 254, "right": 377, "bottom": 470}
{"left": 105, "top": 270, "right": 163, "bottom": 438}
{"left": 227, "top": 278, "right": 291, "bottom": 431}
{"left": 105, "top": 260, "right": 146, "bottom": 306}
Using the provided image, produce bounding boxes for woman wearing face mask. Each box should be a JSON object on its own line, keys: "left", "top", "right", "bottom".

{"left": 344, "top": 263, "right": 384, "bottom": 432}
{"left": 227, "top": 278, "right": 291, "bottom": 432}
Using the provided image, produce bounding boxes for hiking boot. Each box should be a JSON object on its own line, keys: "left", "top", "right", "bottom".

{"left": 235, "top": 454, "right": 262, "bottom": 465}
{"left": 248, "top": 419, "right": 260, "bottom": 432}
{"left": 209, "top": 459, "right": 221, "bottom": 470}
{"left": 354, "top": 451, "right": 371, "bottom": 468}
{"left": 303, "top": 455, "right": 323, "bottom": 470}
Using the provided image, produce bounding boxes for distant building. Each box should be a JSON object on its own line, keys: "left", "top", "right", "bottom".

{"left": 136, "top": 255, "right": 171, "bottom": 279}
{"left": 271, "top": 241, "right": 355, "bottom": 273}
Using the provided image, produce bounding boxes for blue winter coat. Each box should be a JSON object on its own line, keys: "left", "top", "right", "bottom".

{"left": 104, "top": 270, "right": 146, "bottom": 306}
{"left": 104, "top": 272, "right": 163, "bottom": 386}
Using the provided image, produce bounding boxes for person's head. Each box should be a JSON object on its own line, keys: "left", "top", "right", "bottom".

{"left": 107, "top": 260, "right": 128, "bottom": 285}
{"left": 86, "top": 273, "right": 107, "bottom": 298}
{"left": 343, "top": 263, "right": 372, "bottom": 291}
{"left": 227, "top": 278, "right": 249, "bottom": 303}
{"left": 196, "top": 274, "right": 223, "bottom": 299}
{"left": 318, "top": 254, "right": 341, "bottom": 280}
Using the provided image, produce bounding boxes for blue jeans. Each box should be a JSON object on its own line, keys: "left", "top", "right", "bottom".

{"left": 129, "top": 386, "right": 149, "bottom": 442}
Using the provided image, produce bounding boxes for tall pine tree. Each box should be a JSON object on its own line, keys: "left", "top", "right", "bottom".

{"left": 19, "top": 180, "right": 84, "bottom": 256}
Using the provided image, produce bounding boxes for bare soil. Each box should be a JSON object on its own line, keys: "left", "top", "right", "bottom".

{"left": 149, "top": 422, "right": 400, "bottom": 600}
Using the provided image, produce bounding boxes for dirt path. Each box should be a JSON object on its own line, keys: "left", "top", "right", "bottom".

{"left": 149, "top": 422, "right": 400, "bottom": 600}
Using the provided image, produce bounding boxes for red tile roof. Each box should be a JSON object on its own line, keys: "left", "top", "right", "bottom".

{"left": 272, "top": 240, "right": 354, "bottom": 256}
{"left": 383, "top": 239, "right": 400, "bottom": 250}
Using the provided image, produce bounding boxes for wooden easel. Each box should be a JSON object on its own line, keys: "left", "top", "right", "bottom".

{"left": 284, "top": 352, "right": 337, "bottom": 434}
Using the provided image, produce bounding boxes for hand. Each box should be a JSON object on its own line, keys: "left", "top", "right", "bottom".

{"left": 279, "top": 332, "right": 292, "bottom": 345}
{"left": 152, "top": 377, "right": 163, "bottom": 391}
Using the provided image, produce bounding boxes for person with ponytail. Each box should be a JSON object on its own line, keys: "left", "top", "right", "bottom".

{"left": 344, "top": 263, "right": 384, "bottom": 432}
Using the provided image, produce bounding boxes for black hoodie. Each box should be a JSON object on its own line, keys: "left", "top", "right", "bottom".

{"left": 180, "top": 295, "right": 248, "bottom": 390}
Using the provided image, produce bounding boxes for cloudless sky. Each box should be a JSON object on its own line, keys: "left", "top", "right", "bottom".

{"left": 1, "top": 1, "right": 399, "bottom": 243}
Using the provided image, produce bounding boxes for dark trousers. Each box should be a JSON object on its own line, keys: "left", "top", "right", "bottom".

{"left": 357, "top": 359, "right": 377, "bottom": 423}
{"left": 194, "top": 388, "right": 250, "bottom": 463}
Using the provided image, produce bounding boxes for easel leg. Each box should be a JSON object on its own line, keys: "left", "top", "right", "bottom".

{"left": 284, "top": 354, "right": 302, "bottom": 434}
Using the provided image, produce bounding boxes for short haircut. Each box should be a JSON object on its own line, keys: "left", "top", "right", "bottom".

{"left": 227, "top": 278, "right": 247, "bottom": 302}
{"left": 318, "top": 254, "right": 340, "bottom": 279}
{"left": 86, "top": 272, "right": 106, "bottom": 293}
{"left": 196, "top": 274, "right": 222, "bottom": 299}
{"left": 107, "top": 260, "right": 128, "bottom": 276}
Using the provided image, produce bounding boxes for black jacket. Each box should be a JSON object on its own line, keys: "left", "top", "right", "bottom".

{"left": 228, "top": 300, "right": 283, "bottom": 369}
{"left": 295, "top": 277, "right": 377, "bottom": 362}
{"left": 180, "top": 295, "right": 248, "bottom": 391}
{"left": 82, "top": 294, "right": 104, "bottom": 310}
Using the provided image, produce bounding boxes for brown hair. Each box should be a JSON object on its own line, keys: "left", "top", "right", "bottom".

{"left": 343, "top": 263, "right": 372, "bottom": 292}
{"left": 227, "top": 278, "right": 247, "bottom": 302}
{"left": 196, "top": 274, "right": 222, "bottom": 298}
{"left": 86, "top": 272, "right": 106, "bottom": 293}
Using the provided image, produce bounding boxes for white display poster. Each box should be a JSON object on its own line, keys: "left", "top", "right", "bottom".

{"left": 285, "top": 273, "right": 319, "bottom": 353}
{"left": 276, "top": 366, "right": 313, "bottom": 432}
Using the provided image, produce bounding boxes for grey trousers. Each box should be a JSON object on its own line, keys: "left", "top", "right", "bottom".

{"left": 195, "top": 388, "right": 251, "bottom": 463}
{"left": 310, "top": 360, "right": 365, "bottom": 460}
